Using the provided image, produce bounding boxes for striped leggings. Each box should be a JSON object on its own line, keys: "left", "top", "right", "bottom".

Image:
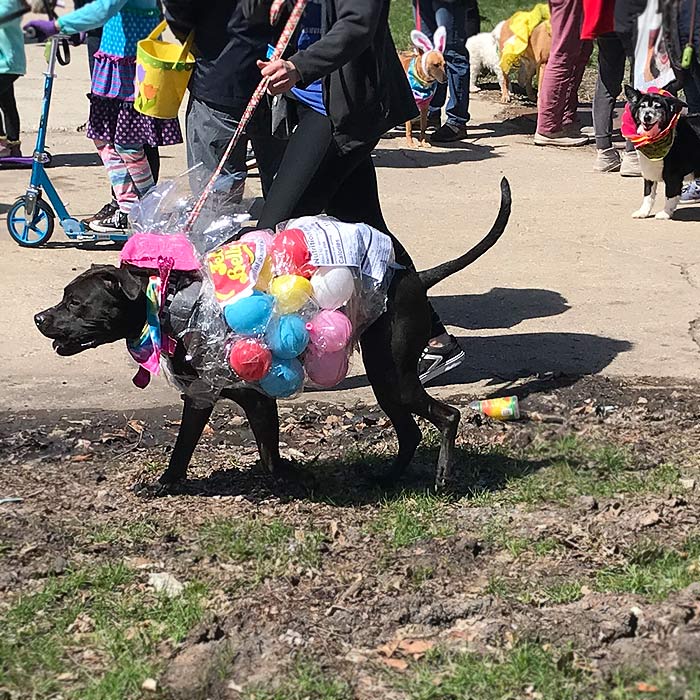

{"left": 94, "top": 140, "right": 155, "bottom": 213}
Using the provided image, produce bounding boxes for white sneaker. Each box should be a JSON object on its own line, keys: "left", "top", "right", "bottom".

{"left": 620, "top": 150, "right": 642, "bottom": 178}
{"left": 534, "top": 131, "right": 588, "bottom": 147}
{"left": 594, "top": 147, "right": 621, "bottom": 173}
{"left": 680, "top": 179, "right": 700, "bottom": 204}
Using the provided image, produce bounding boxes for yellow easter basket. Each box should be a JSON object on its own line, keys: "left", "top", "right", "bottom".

{"left": 134, "top": 20, "right": 195, "bottom": 119}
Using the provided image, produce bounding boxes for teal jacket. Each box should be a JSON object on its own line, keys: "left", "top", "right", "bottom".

{"left": 0, "top": 0, "right": 27, "bottom": 75}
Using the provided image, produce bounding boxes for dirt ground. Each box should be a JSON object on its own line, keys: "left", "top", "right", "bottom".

{"left": 3, "top": 376, "right": 700, "bottom": 699}
{"left": 2, "top": 35, "right": 700, "bottom": 700}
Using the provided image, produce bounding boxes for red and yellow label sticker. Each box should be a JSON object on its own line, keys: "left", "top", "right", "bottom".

{"left": 206, "top": 241, "right": 267, "bottom": 305}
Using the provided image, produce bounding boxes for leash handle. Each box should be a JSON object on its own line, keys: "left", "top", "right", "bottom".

{"left": 184, "top": 0, "right": 308, "bottom": 234}
{"left": 682, "top": 0, "right": 698, "bottom": 69}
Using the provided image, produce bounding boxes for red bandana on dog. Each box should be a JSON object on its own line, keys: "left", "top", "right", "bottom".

{"left": 621, "top": 87, "right": 681, "bottom": 161}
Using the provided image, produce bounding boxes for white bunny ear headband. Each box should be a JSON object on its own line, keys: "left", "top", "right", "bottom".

{"left": 410, "top": 27, "right": 447, "bottom": 74}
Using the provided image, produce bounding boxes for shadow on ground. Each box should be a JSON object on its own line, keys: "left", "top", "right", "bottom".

{"left": 432, "top": 287, "right": 570, "bottom": 330}
{"left": 167, "top": 444, "right": 554, "bottom": 506}
{"left": 50, "top": 152, "right": 102, "bottom": 168}
{"left": 374, "top": 140, "right": 499, "bottom": 168}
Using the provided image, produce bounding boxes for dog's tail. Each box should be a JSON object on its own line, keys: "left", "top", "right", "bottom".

{"left": 418, "top": 177, "right": 511, "bottom": 291}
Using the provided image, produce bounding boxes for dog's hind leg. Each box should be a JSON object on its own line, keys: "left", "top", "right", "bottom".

{"left": 656, "top": 177, "right": 682, "bottom": 219}
{"left": 159, "top": 396, "right": 214, "bottom": 486}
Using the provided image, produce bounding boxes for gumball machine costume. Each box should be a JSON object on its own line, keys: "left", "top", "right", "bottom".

{"left": 119, "top": 180, "right": 395, "bottom": 406}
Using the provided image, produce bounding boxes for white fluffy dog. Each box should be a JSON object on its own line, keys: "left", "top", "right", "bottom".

{"left": 466, "top": 21, "right": 505, "bottom": 96}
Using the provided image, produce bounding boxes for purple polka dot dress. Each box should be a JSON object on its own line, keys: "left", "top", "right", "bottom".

{"left": 85, "top": 5, "right": 182, "bottom": 147}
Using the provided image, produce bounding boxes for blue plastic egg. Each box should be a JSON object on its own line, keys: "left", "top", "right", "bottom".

{"left": 223, "top": 290, "right": 274, "bottom": 336}
{"left": 258, "top": 357, "right": 305, "bottom": 398}
{"left": 266, "top": 314, "right": 309, "bottom": 359}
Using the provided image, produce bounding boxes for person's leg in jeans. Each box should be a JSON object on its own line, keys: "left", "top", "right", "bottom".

{"left": 433, "top": 1, "right": 471, "bottom": 140}
{"left": 536, "top": 0, "right": 589, "bottom": 144}
{"left": 0, "top": 75, "right": 21, "bottom": 155}
{"left": 416, "top": 0, "right": 473, "bottom": 141}
{"left": 593, "top": 33, "right": 626, "bottom": 171}
{"left": 186, "top": 95, "right": 249, "bottom": 201}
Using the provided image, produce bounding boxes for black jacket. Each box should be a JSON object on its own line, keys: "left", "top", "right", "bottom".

{"left": 163, "top": 0, "right": 274, "bottom": 113}
{"left": 244, "top": 0, "right": 418, "bottom": 153}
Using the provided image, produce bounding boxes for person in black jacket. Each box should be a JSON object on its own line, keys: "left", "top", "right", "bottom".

{"left": 163, "top": 0, "right": 284, "bottom": 198}
{"left": 248, "top": 0, "right": 465, "bottom": 383}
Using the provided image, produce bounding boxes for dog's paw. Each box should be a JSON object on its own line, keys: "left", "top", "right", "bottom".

{"left": 132, "top": 479, "right": 179, "bottom": 498}
{"left": 655, "top": 210, "right": 673, "bottom": 220}
{"left": 420, "top": 140, "right": 433, "bottom": 149}
{"left": 500, "top": 94, "right": 512, "bottom": 104}
{"left": 632, "top": 209, "right": 652, "bottom": 219}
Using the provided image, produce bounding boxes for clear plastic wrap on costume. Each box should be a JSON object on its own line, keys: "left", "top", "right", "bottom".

{"left": 121, "top": 175, "right": 395, "bottom": 406}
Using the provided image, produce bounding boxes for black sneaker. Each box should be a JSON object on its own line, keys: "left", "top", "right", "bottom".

{"left": 431, "top": 123, "right": 468, "bottom": 143}
{"left": 89, "top": 209, "right": 130, "bottom": 233}
{"left": 83, "top": 202, "right": 118, "bottom": 230}
{"left": 418, "top": 335, "right": 465, "bottom": 384}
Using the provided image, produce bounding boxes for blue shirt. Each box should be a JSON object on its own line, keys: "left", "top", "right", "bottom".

{"left": 290, "top": 0, "right": 326, "bottom": 115}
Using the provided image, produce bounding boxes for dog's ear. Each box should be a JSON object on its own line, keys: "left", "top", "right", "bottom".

{"left": 669, "top": 94, "right": 688, "bottom": 113}
{"left": 410, "top": 29, "right": 433, "bottom": 53}
{"left": 624, "top": 84, "right": 641, "bottom": 106}
{"left": 433, "top": 26, "right": 447, "bottom": 54}
{"left": 92, "top": 265, "right": 143, "bottom": 301}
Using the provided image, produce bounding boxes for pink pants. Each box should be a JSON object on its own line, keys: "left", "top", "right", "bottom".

{"left": 537, "top": 0, "right": 593, "bottom": 135}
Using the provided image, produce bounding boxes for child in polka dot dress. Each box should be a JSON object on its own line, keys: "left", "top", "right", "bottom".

{"left": 26, "top": 0, "right": 183, "bottom": 232}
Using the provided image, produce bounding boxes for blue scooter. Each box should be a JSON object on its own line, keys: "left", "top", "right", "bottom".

{"left": 6, "top": 35, "right": 129, "bottom": 247}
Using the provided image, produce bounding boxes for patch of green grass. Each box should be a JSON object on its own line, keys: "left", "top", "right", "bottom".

{"left": 245, "top": 660, "right": 352, "bottom": 700}
{"left": 399, "top": 643, "right": 585, "bottom": 700}
{"left": 0, "top": 562, "right": 207, "bottom": 700}
{"left": 389, "top": 0, "right": 527, "bottom": 49}
{"left": 484, "top": 574, "right": 510, "bottom": 597}
{"left": 198, "top": 518, "right": 325, "bottom": 583}
{"left": 481, "top": 518, "right": 563, "bottom": 558}
{"left": 595, "top": 536, "right": 700, "bottom": 602}
{"left": 486, "top": 437, "right": 681, "bottom": 506}
{"left": 86, "top": 519, "right": 161, "bottom": 546}
{"left": 541, "top": 581, "right": 584, "bottom": 605}
{"left": 370, "top": 491, "right": 455, "bottom": 549}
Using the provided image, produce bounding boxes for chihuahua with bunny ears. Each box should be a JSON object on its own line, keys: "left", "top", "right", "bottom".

{"left": 399, "top": 27, "right": 447, "bottom": 148}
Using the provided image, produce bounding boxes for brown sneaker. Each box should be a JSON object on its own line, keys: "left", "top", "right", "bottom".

{"left": 534, "top": 131, "right": 588, "bottom": 147}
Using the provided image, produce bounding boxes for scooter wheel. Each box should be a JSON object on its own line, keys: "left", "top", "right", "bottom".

{"left": 6, "top": 197, "right": 55, "bottom": 247}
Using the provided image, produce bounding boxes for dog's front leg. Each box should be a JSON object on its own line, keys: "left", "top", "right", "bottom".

{"left": 160, "top": 396, "right": 214, "bottom": 484}
{"left": 419, "top": 106, "right": 431, "bottom": 148}
{"left": 226, "top": 388, "right": 284, "bottom": 476}
{"left": 656, "top": 179, "right": 682, "bottom": 219}
{"left": 405, "top": 118, "right": 416, "bottom": 148}
{"left": 501, "top": 72, "right": 512, "bottom": 103}
{"left": 134, "top": 396, "right": 214, "bottom": 497}
{"left": 632, "top": 180, "right": 657, "bottom": 218}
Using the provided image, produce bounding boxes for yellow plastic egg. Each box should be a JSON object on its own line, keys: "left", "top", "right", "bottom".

{"left": 269, "top": 274, "right": 313, "bottom": 314}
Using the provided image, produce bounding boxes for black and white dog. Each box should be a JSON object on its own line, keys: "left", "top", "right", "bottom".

{"left": 624, "top": 85, "right": 700, "bottom": 220}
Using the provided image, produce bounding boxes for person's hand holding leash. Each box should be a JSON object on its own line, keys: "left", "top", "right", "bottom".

{"left": 257, "top": 58, "right": 300, "bottom": 95}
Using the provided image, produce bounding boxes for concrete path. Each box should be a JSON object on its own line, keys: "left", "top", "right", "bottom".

{"left": 2, "top": 41, "right": 699, "bottom": 413}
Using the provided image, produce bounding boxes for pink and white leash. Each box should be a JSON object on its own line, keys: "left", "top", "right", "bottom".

{"left": 184, "top": 0, "right": 308, "bottom": 233}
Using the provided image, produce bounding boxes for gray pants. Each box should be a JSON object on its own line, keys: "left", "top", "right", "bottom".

{"left": 593, "top": 33, "right": 636, "bottom": 151}
{"left": 186, "top": 95, "right": 283, "bottom": 199}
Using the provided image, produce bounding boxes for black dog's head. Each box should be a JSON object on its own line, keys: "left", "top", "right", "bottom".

{"left": 35, "top": 265, "right": 147, "bottom": 356}
{"left": 624, "top": 84, "right": 686, "bottom": 132}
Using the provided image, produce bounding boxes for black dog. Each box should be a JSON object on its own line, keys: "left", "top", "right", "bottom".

{"left": 35, "top": 179, "right": 511, "bottom": 494}
{"left": 624, "top": 85, "right": 700, "bottom": 220}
